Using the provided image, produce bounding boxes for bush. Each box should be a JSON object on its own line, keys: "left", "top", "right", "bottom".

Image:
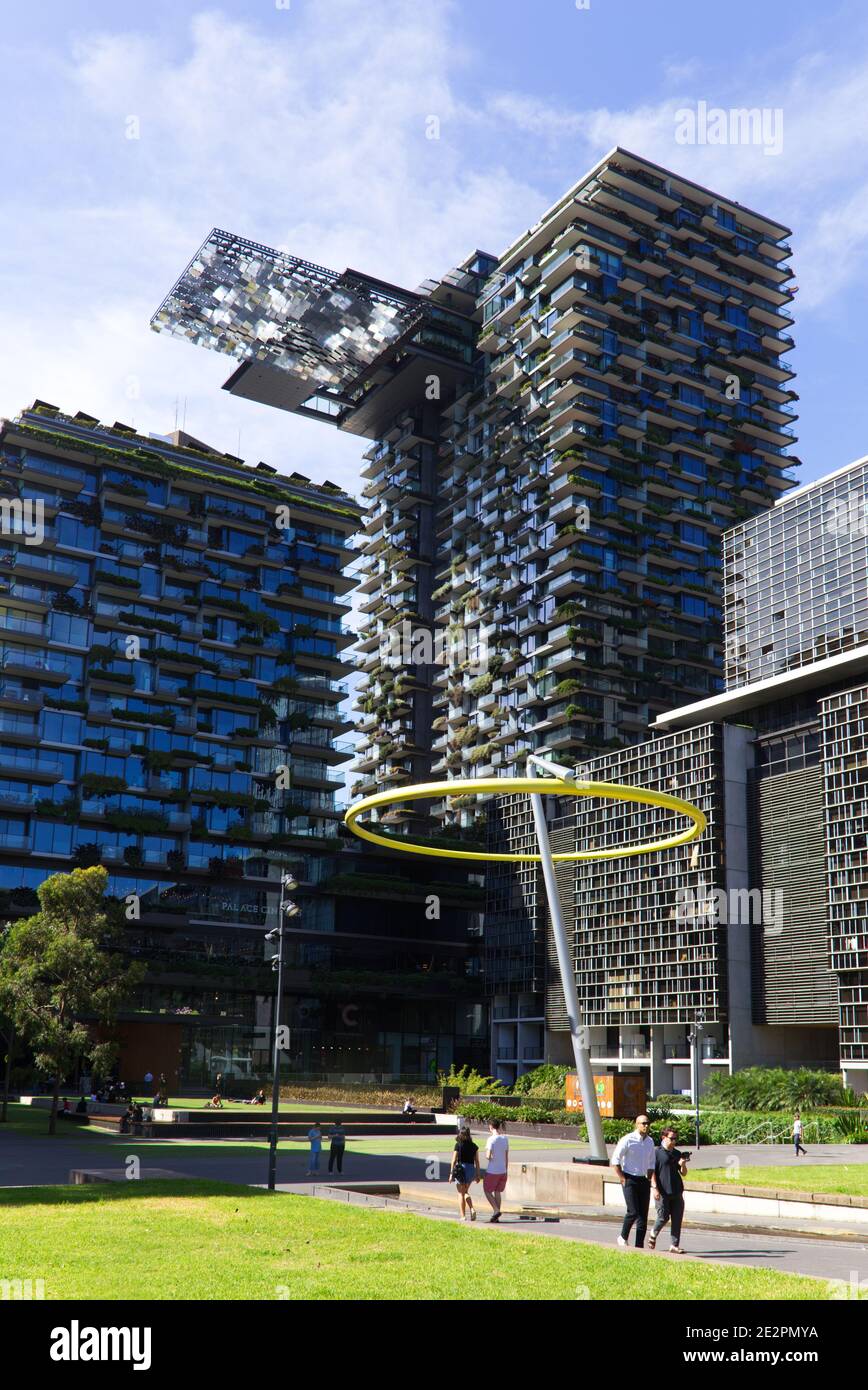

{"left": 454, "top": 1104, "right": 845, "bottom": 1146}
{"left": 651, "top": 1093, "right": 692, "bottom": 1108}
{"left": 510, "top": 1064, "right": 571, "bottom": 1098}
{"left": 701, "top": 1068, "right": 847, "bottom": 1112}
{"left": 439, "top": 1064, "right": 503, "bottom": 1096}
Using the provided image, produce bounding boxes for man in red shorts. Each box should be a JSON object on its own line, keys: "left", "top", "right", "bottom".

{"left": 482, "top": 1119, "right": 509, "bottom": 1222}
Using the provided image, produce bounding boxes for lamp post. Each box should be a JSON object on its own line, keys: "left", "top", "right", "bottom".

{"left": 526, "top": 753, "right": 607, "bottom": 1163}
{"left": 687, "top": 1012, "right": 705, "bottom": 1150}
{"left": 265, "top": 874, "right": 299, "bottom": 1192}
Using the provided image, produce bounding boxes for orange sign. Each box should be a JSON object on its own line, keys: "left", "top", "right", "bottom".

{"left": 566, "top": 1073, "right": 647, "bottom": 1119}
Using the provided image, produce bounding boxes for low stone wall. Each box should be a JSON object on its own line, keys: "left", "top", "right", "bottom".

{"left": 501, "top": 1160, "right": 868, "bottom": 1226}
{"left": 601, "top": 1178, "right": 868, "bottom": 1227}
{"left": 19, "top": 1096, "right": 128, "bottom": 1116}
{"left": 463, "top": 1118, "right": 581, "bottom": 1141}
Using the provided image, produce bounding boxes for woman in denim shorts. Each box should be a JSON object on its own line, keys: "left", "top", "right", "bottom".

{"left": 451, "top": 1125, "right": 481, "bottom": 1221}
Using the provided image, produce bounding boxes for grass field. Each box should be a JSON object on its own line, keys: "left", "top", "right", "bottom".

{"left": 697, "top": 1165, "right": 868, "bottom": 1197}
{"left": 0, "top": 1180, "right": 830, "bottom": 1301}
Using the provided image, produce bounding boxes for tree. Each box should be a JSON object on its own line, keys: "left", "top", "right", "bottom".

{"left": 0, "top": 867, "right": 146, "bottom": 1134}
{"left": 0, "top": 1011, "right": 15, "bottom": 1123}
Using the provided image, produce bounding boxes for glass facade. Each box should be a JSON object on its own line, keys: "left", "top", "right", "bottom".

{"left": 820, "top": 685, "right": 868, "bottom": 1061}
{"left": 724, "top": 458, "right": 868, "bottom": 688}
{"left": 0, "top": 405, "right": 484, "bottom": 1084}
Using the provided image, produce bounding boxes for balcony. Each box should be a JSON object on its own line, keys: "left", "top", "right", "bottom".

{"left": 0, "top": 831, "right": 29, "bottom": 852}
{"left": 0, "top": 751, "right": 63, "bottom": 781}
{"left": 1, "top": 650, "right": 74, "bottom": 683}
{"left": 4, "top": 553, "right": 79, "bottom": 587}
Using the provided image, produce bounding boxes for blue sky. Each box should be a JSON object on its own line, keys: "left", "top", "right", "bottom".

{"left": 3, "top": 0, "right": 868, "bottom": 493}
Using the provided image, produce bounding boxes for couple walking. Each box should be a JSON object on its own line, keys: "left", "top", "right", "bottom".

{"left": 612, "top": 1114, "right": 690, "bottom": 1253}
{"left": 449, "top": 1119, "right": 509, "bottom": 1222}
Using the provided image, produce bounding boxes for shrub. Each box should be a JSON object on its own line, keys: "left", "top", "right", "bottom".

{"left": 511, "top": 1063, "right": 571, "bottom": 1098}
{"left": 701, "top": 1067, "right": 847, "bottom": 1112}
{"left": 439, "top": 1064, "right": 503, "bottom": 1095}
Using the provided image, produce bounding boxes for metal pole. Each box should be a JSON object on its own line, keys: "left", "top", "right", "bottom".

{"left": 267, "top": 882, "right": 286, "bottom": 1192}
{"left": 692, "top": 1015, "right": 704, "bottom": 1150}
{"left": 527, "top": 758, "right": 607, "bottom": 1162}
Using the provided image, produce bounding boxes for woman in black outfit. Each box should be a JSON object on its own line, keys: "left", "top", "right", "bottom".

{"left": 450, "top": 1125, "right": 481, "bottom": 1221}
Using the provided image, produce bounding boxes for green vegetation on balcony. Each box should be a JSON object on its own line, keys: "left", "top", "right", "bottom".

{"left": 112, "top": 708, "right": 176, "bottom": 729}
{"left": 466, "top": 742, "right": 496, "bottom": 764}
{"left": 11, "top": 420, "right": 361, "bottom": 522}
{"left": 80, "top": 773, "right": 128, "bottom": 798}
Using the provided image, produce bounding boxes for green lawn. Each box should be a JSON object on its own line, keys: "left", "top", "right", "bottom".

{"left": 698, "top": 1165, "right": 868, "bottom": 1198}
{"left": 0, "top": 1180, "right": 830, "bottom": 1301}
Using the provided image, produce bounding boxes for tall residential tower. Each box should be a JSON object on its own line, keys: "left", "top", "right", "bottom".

{"left": 154, "top": 149, "right": 798, "bottom": 846}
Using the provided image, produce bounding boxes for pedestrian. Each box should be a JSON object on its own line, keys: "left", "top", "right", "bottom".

{"left": 144, "top": 1071, "right": 153, "bottom": 1090}
{"left": 450, "top": 1124, "right": 480, "bottom": 1221}
{"left": 215, "top": 1071, "right": 223, "bottom": 1098}
{"left": 328, "top": 1120, "right": 346, "bottom": 1174}
{"left": 306, "top": 1121, "right": 322, "bottom": 1175}
{"left": 612, "top": 1113, "right": 656, "bottom": 1248}
{"left": 793, "top": 1110, "right": 807, "bottom": 1157}
{"left": 649, "top": 1126, "right": 690, "bottom": 1254}
{"left": 482, "top": 1119, "right": 509, "bottom": 1222}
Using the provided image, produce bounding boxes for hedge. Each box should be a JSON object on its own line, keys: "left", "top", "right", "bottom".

{"left": 456, "top": 1102, "right": 849, "bottom": 1145}
{"left": 701, "top": 1067, "right": 848, "bottom": 1112}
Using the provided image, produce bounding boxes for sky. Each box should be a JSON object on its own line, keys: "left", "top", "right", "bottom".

{"left": 3, "top": 0, "right": 868, "bottom": 495}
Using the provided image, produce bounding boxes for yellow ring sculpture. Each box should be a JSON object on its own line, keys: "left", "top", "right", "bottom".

{"left": 344, "top": 777, "right": 706, "bottom": 863}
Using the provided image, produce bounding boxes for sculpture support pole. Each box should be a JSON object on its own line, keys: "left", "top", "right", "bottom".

{"left": 527, "top": 757, "right": 607, "bottom": 1162}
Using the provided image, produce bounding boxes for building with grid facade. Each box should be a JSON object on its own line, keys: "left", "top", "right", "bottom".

{"left": 0, "top": 403, "right": 486, "bottom": 1087}
{"left": 725, "top": 455, "right": 868, "bottom": 688}
{"left": 154, "top": 149, "right": 799, "bottom": 848}
{"left": 491, "top": 449, "right": 868, "bottom": 1089}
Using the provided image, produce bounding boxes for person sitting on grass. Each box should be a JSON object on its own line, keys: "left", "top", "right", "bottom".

{"left": 250, "top": 1088, "right": 266, "bottom": 1106}
{"left": 75, "top": 1096, "right": 88, "bottom": 1115}
{"left": 402, "top": 1096, "right": 417, "bottom": 1119}
{"left": 204, "top": 1093, "right": 223, "bottom": 1109}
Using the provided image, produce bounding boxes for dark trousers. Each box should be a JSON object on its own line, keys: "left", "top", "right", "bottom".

{"left": 621, "top": 1175, "right": 651, "bottom": 1247}
{"left": 328, "top": 1145, "right": 344, "bottom": 1173}
{"left": 652, "top": 1191, "right": 685, "bottom": 1244}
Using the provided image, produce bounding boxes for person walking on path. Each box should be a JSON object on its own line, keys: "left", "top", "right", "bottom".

{"left": 306, "top": 1121, "right": 323, "bottom": 1175}
{"left": 214, "top": 1071, "right": 223, "bottom": 1099}
{"left": 612, "top": 1113, "right": 656, "bottom": 1248}
{"left": 482, "top": 1119, "right": 509, "bottom": 1222}
{"left": 450, "top": 1124, "right": 481, "bottom": 1221}
{"left": 649, "top": 1126, "right": 690, "bottom": 1253}
{"left": 793, "top": 1111, "right": 808, "bottom": 1156}
{"left": 328, "top": 1121, "right": 346, "bottom": 1174}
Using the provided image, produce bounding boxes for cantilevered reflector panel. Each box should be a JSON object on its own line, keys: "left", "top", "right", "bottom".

{"left": 151, "top": 228, "right": 424, "bottom": 398}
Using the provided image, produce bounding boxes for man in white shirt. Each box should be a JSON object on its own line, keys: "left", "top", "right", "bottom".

{"left": 482, "top": 1120, "right": 509, "bottom": 1223}
{"left": 611, "top": 1113, "right": 656, "bottom": 1248}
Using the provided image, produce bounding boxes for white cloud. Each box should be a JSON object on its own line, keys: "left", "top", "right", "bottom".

{"left": 0, "top": 2, "right": 541, "bottom": 493}
{"left": 482, "top": 43, "right": 868, "bottom": 313}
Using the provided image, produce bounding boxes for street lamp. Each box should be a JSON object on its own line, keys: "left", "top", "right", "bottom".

{"left": 687, "top": 1012, "right": 705, "bottom": 1149}
{"left": 265, "top": 874, "right": 298, "bottom": 1192}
